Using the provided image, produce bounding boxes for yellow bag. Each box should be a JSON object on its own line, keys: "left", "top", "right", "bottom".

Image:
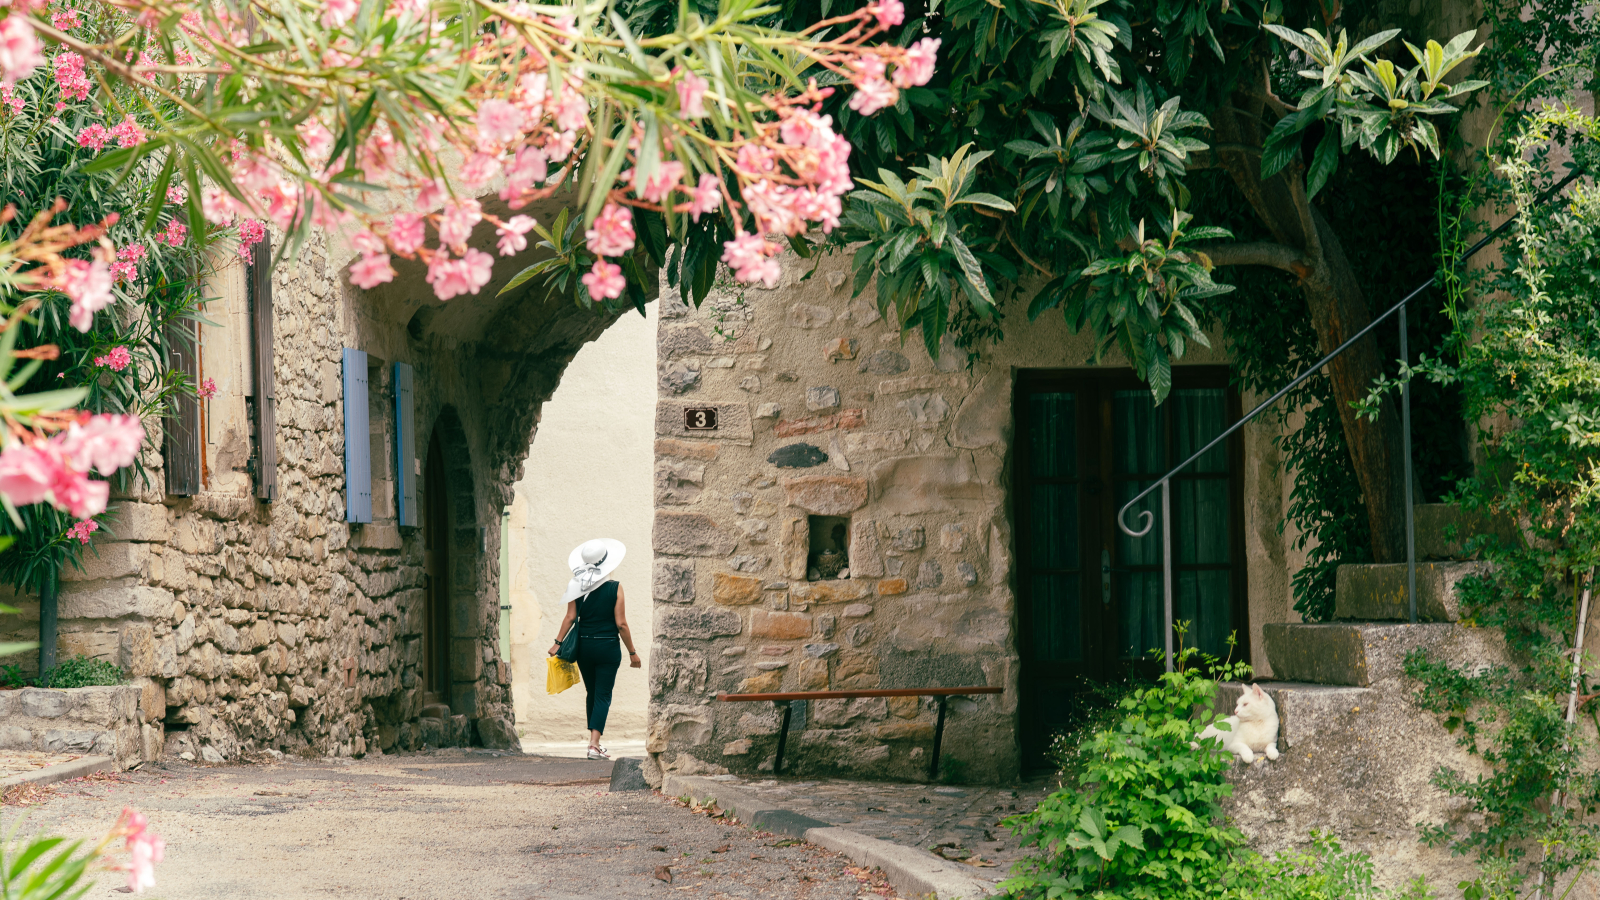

{"left": 546, "top": 656, "right": 580, "bottom": 694}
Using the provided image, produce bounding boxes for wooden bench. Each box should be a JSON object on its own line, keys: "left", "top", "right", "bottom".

{"left": 716, "top": 686, "right": 1003, "bottom": 779}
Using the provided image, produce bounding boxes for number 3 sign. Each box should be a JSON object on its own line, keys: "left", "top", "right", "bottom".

{"left": 685, "top": 408, "right": 719, "bottom": 431}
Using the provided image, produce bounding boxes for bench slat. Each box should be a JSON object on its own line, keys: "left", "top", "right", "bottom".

{"left": 716, "top": 686, "right": 1002, "bottom": 702}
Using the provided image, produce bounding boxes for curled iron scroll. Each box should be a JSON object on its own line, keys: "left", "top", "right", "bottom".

{"left": 1116, "top": 482, "right": 1161, "bottom": 538}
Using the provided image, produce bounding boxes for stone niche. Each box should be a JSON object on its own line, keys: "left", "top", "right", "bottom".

{"left": 807, "top": 515, "right": 851, "bottom": 581}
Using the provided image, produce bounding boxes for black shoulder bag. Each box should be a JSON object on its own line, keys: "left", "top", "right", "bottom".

{"left": 556, "top": 590, "right": 589, "bottom": 662}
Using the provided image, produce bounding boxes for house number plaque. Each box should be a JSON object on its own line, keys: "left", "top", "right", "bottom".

{"left": 684, "top": 408, "right": 719, "bottom": 431}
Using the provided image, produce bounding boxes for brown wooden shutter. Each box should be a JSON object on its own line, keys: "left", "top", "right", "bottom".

{"left": 248, "top": 242, "right": 278, "bottom": 501}
{"left": 163, "top": 318, "right": 201, "bottom": 496}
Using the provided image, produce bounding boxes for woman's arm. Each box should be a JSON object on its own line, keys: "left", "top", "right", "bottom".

{"left": 548, "top": 601, "right": 578, "bottom": 656}
{"left": 616, "top": 585, "right": 642, "bottom": 668}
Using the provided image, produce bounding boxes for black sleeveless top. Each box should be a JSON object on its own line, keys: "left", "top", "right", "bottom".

{"left": 576, "top": 581, "right": 620, "bottom": 639}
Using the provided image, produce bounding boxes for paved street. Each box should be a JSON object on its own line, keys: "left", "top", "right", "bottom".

{"left": 2, "top": 752, "right": 892, "bottom": 900}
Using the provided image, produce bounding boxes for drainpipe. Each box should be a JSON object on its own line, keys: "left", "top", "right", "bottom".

{"left": 37, "top": 564, "right": 58, "bottom": 679}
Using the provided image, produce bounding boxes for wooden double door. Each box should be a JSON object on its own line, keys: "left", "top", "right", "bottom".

{"left": 1014, "top": 368, "right": 1247, "bottom": 767}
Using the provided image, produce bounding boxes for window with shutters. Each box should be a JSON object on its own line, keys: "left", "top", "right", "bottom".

{"left": 163, "top": 317, "right": 201, "bottom": 496}
{"left": 343, "top": 353, "right": 409, "bottom": 527}
{"left": 343, "top": 348, "right": 373, "bottom": 523}
{"left": 247, "top": 243, "right": 278, "bottom": 501}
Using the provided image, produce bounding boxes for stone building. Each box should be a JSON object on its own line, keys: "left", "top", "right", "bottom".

{"left": 0, "top": 191, "right": 642, "bottom": 763}
{"left": 644, "top": 250, "right": 1294, "bottom": 784}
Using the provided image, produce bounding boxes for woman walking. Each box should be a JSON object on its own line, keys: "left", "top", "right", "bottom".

{"left": 549, "top": 538, "right": 641, "bottom": 760}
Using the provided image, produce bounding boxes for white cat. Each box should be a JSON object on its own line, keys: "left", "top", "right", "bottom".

{"left": 1194, "top": 683, "right": 1280, "bottom": 763}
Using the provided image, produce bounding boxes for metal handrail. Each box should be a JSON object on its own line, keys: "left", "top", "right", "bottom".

{"left": 1117, "top": 168, "right": 1586, "bottom": 672}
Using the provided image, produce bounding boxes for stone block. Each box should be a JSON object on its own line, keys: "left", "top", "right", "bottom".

{"left": 780, "top": 474, "right": 867, "bottom": 515}
{"left": 739, "top": 670, "right": 784, "bottom": 693}
{"left": 653, "top": 560, "right": 696, "bottom": 604}
{"left": 843, "top": 603, "right": 873, "bottom": 617}
{"left": 661, "top": 364, "right": 701, "bottom": 394}
{"left": 133, "top": 677, "right": 165, "bottom": 723}
{"left": 788, "top": 303, "right": 834, "bottom": 329}
{"left": 804, "top": 642, "right": 841, "bottom": 659}
{"left": 775, "top": 410, "right": 865, "bottom": 438}
{"left": 779, "top": 517, "right": 809, "bottom": 580}
{"left": 844, "top": 431, "right": 908, "bottom": 455}
{"left": 848, "top": 519, "right": 885, "bottom": 578}
{"left": 768, "top": 444, "right": 828, "bottom": 469}
{"left": 869, "top": 456, "right": 986, "bottom": 515}
{"left": 898, "top": 393, "right": 950, "bottom": 425}
{"left": 722, "top": 739, "right": 753, "bottom": 756}
{"left": 1413, "top": 504, "right": 1520, "bottom": 559}
{"left": 789, "top": 582, "right": 872, "bottom": 604}
{"left": 834, "top": 650, "right": 879, "bottom": 688}
{"left": 915, "top": 561, "right": 943, "bottom": 589}
{"left": 62, "top": 543, "right": 148, "bottom": 582}
{"left": 651, "top": 647, "right": 708, "bottom": 695}
{"left": 1333, "top": 562, "right": 1488, "bottom": 622}
{"left": 655, "top": 460, "right": 707, "bottom": 505}
{"left": 712, "top": 573, "right": 764, "bottom": 606}
{"left": 887, "top": 696, "right": 919, "bottom": 719}
{"left": 1260, "top": 622, "right": 1500, "bottom": 687}
{"left": 656, "top": 439, "right": 719, "bottom": 461}
{"left": 657, "top": 607, "right": 742, "bottom": 639}
{"left": 806, "top": 386, "right": 841, "bottom": 411}
{"left": 654, "top": 512, "right": 738, "bottom": 557}
{"left": 949, "top": 373, "right": 1009, "bottom": 449}
{"left": 656, "top": 401, "right": 753, "bottom": 446}
{"left": 892, "top": 526, "right": 925, "bottom": 551}
{"left": 824, "top": 338, "right": 858, "bottom": 362}
{"left": 104, "top": 503, "right": 168, "bottom": 542}
{"left": 473, "top": 714, "right": 518, "bottom": 749}
{"left": 648, "top": 704, "right": 713, "bottom": 752}
{"left": 659, "top": 324, "right": 714, "bottom": 358}
{"left": 940, "top": 524, "right": 969, "bottom": 553}
{"left": 119, "top": 624, "right": 158, "bottom": 677}
{"left": 858, "top": 350, "right": 909, "bottom": 375}
{"left": 796, "top": 659, "right": 829, "bottom": 690}
{"left": 19, "top": 689, "right": 69, "bottom": 718}
{"left": 872, "top": 721, "right": 935, "bottom": 742}
{"left": 418, "top": 716, "right": 445, "bottom": 748}
{"left": 844, "top": 623, "right": 873, "bottom": 647}
{"left": 877, "top": 579, "right": 907, "bottom": 596}
{"left": 749, "top": 609, "right": 811, "bottom": 640}
{"left": 59, "top": 583, "right": 176, "bottom": 620}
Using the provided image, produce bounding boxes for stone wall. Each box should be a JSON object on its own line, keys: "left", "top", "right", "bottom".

{"left": 0, "top": 685, "right": 152, "bottom": 768}
{"left": 646, "top": 251, "right": 1292, "bottom": 783}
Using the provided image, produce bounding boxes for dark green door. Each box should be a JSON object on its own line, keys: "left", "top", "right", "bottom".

{"left": 1015, "top": 369, "right": 1246, "bottom": 768}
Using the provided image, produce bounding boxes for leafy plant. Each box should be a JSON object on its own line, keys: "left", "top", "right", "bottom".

{"left": 38, "top": 655, "right": 124, "bottom": 689}
{"left": 999, "top": 638, "right": 1252, "bottom": 899}
{"left": 0, "top": 664, "right": 25, "bottom": 689}
{"left": 0, "top": 807, "right": 165, "bottom": 896}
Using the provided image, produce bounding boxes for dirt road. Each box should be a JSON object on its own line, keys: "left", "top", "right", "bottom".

{"left": 3, "top": 751, "right": 890, "bottom": 900}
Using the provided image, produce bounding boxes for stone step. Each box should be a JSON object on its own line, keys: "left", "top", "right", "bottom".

{"left": 1216, "top": 681, "right": 1371, "bottom": 751}
{"left": 1333, "top": 561, "right": 1489, "bottom": 622}
{"left": 1412, "top": 503, "right": 1518, "bottom": 560}
{"left": 1261, "top": 621, "right": 1508, "bottom": 687}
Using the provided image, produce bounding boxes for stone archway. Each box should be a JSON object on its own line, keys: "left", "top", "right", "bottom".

{"left": 422, "top": 407, "right": 483, "bottom": 717}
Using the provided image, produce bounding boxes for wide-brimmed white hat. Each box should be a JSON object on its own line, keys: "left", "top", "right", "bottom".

{"left": 559, "top": 538, "right": 626, "bottom": 603}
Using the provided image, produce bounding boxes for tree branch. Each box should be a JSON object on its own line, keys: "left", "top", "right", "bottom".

{"left": 1200, "top": 241, "right": 1312, "bottom": 276}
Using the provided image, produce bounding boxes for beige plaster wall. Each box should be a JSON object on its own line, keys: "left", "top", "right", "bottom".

{"left": 507, "top": 304, "right": 658, "bottom": 743}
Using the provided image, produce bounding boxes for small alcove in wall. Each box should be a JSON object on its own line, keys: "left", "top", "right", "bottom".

{"left": 807, "top": 515, "right": 851, "bottom": 580}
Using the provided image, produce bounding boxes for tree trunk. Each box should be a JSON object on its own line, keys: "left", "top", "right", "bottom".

{"left": 1210, "top": 103, "right": 1410, "bottom": 565}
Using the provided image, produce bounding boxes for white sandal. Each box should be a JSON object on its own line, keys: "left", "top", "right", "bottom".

{"left": 587, "top": 745, "right": 610, "bottom": 760}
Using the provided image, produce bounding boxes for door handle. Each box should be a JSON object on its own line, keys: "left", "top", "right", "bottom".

{"left": 1101, "top": 549, "right": 1128, "bottom": 607}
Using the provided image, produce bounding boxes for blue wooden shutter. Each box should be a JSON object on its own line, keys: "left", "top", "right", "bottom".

{"left": 394, "top": 362, "right": 417, "bottom": 527}
{"left": 343, "top": 348, "right": 372, "bottom": 523}
{"left": 248, "top": 243, "right": 278, "bottom": 501}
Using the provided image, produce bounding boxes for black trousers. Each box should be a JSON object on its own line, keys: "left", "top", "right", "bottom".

{"left": 575, "top": 636, "right": 621, "bottom": 733}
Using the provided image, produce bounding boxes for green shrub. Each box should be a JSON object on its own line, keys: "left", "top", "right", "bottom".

{"left": 999, "top": 647, "right": 1251, "bottom": 900}
{"left": 0, "top": 664, "right": 25, "bottom": 689}
{"left": 1235, "top": 832, "right": 1434, "bottom": 900}
{"left": 39, "top": 656, "right": 124, "bottom": 689}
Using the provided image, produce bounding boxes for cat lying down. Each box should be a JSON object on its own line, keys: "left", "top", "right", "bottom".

{"left": 1194, "top": 682, "right": 1280, "bottom": 763}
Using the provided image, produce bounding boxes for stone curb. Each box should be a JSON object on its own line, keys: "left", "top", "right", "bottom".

{"left": 0, "top": 755, "right": 117, "bottom": 790}
{"left": 663, "top": 774, "right": 994, "bottom": 900}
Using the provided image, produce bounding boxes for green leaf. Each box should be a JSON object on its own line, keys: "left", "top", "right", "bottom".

{"left": 1304, "top": 126, "right": 1339, "bottom": 200}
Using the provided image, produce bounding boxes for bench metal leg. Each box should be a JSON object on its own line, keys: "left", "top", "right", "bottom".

{"left": 774, "top": 701, "right": 792, "bottom": 776}
{"left": 928, "top": 695, "right": 948, "bottom": 781}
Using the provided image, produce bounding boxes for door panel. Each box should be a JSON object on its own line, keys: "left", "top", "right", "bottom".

{"left": 1015, "top": 368, "right": 1246, "bottom": 769}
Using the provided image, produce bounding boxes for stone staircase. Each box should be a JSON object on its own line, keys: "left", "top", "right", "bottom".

{"left": 1219, "top": 504, "right": 1514, "bottom": 889}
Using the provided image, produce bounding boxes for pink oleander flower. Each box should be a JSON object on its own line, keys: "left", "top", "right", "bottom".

{"left": 0, "top": 444, "right": 53, "bottom": 506}
{"left": 476, "top": 98, "right": 524, "bottom": 147}
{"left": 734, "top": 144, "right": 776, "bottom": 177}
{"left": 196, "top": 378, "right": 217, "bottom": 400}
{"left": 358, "top": 129, "right": 396, "bottom": 182}
{"left": 53, "top": 50, "right": 89, "bottom": 101}
{"left": 459, "top": 152, "right": 501, "bottom": 189}
{"left": 459, "top": 248, "right": 493, "bottom": 295}
{"left": 675, "top": 68, "right": 707, "bottom": 119}
{"left": 60, "top": 413, "right": 144, "bottom": 475}
{"left": 0, "top": 16, "right": 43, "bottom": 86}
{"left": 721, "top": 232, "right": 781, "bottom": 288}
{"left": 51, "top": 9, "right": 81, "bottom": 30}
{"left": 848, "top": 77, "right": 897, "bottom": 115}
{"left": 495, "top": 215, "right": 536, "bottom": 256}
{"left": 437, "top": 198, "right": 482, "bottom": 248}
{"left": 51, "top": 467, "right": 109, "bottom": 520}
{"left": 238, "top": 218, "right": 266, "bottom": 252}
{"left": 585, "top": 202, "right": 634, "bottom": 257}
{"left": 110, "top": 260, "right": 136, "bottom": 282}
{"left": 67, "top": 518, "right": 97, "bottom": 544}
{"left": 0, "top": 83, "right": 22, "bottom": 114}
{"left": 94, "top": 346, "right": 132, "bottom": 371}
{"left": 76, "top": 123, "right": 109, "bottom": 151}
{"left": 554, "top": 91, "right": 588, "bottom": 132}
{"left": 165, "top": 184, "right": 185, "bottom": 204}
{"left": 156, "top": 219, "right": 187, "bottom": 246}
{"left": 416, "top": 178, "right": 445, "bottom": 211}
{"left": 389, "top": 213, "right": 424, "bottom": 254}
{"left": 390, "top": 0, "right": 428, "bottom": 18}
{"left": 349, "top": 252, "right": 395, "bottom": 288}
{"left": 870, "top": 0, "right": 904, "bottom": 27}
{"left": 118, "top": 245, "right": 147, "bottom": 262}
{"left": 351, "top": 230, "right": 385, "bottom": 256}
{"left": 322, "top": 0, "right": 358, "bottom": 27}
{"left": 110, "top": 115, "right": 146, "bottom": 148}
{"left": 60, "top": 257, "right": 114, "bottom": 331}
{"left": 297, "top": 118, "right": 334, "bottom": 162}
{"left": 581, "top": 259, "right": 625, "bottom": 300}
{"left": 779, "top": 109, "right": 832, "bottom": 150}
{"left": 687, "top": 174, "right": 721, "bottom": 221}
{"left": 893, "top": 38, "right": 940, "bottom": 88}
{"left": 634, "top": 160, "right": 685, "bottom": 204}
{"left": 500, "top": 146, "right": 548, "bottom": 206}
{"left": 201, "top": 187, "right": 236, "bottom": 224}
{"left": 119, "top": 808, "right": 164, "bottom": 894}
{"left": 425, "top": 249, "right": 493, "bottom": 300}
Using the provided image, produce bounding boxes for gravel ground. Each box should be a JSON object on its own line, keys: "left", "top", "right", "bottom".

{"left": 1, "top": 751, "right": 898, "bottom": 900}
